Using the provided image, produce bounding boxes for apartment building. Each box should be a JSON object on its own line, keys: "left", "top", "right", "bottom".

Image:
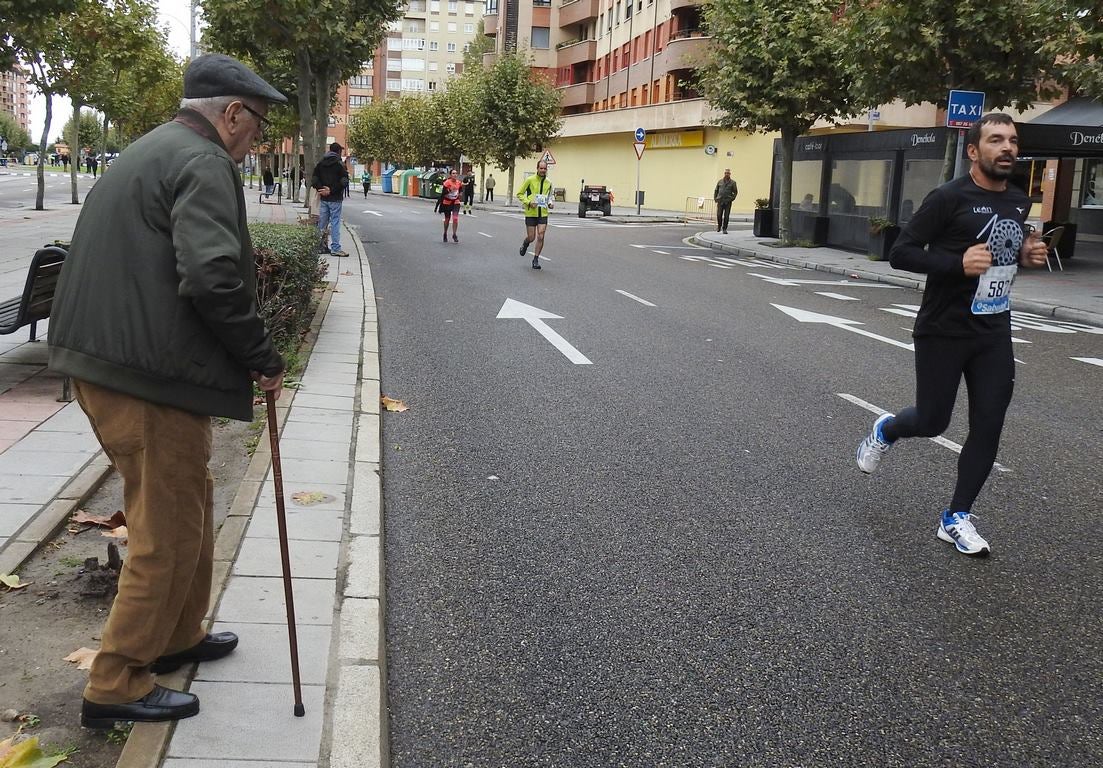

{"left": 0, "top": 66, "right": 31, "bottom": 135}
{"left": 327, "top": 0, "right": 486, "bottom": 149}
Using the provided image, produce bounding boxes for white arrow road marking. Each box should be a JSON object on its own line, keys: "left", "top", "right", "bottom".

{"left": 479, "top": 232, "right": 493, "bottom": 238}
{"left": 881, "top": 307, "right": 918, "bottom": 318}
{"left": 616, "top": 290, "right": 656, "bottom": 306}
{"left": 653, "top": 250, "right": 670, "bottom": 255}
{"left": 361, "top": 210, "right": 384, "bottom": 216}
{"left": 496, "top": 299, "right": 591, "bottom": 365}
{"left": 753, "top": 273, "right": 898, "bottom": 288}
{"left": 837, "top": 393, "right": 1010, "bottom": 472}
{"left": 815, "top": 292, "right": 861, "bottom": 301}
{"left": 1072, "top": 357, "right": 1103, "bottom": 367}
{"left": 1014, "top": 312, "right": 1103, "bottom": 335}
{"left": 773, "top": 304, "right": 914, "bottom": 350}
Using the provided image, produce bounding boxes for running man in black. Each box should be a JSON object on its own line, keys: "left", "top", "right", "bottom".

{"left": 855, "top": 113, "right": 1049, "bottom": 556}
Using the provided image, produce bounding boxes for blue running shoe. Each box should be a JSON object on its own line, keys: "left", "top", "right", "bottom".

{"left": 856, "top": 413, "right": 894, "bottom": 474}
{"left": 937, "top": 511, "right": 990, "bottom": 556}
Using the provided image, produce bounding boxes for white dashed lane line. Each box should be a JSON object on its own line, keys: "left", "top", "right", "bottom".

{"left": 615, "top": 290, "right": 656, "bottom": 307}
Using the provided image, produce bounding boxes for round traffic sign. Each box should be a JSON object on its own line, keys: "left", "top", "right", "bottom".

{"left": 634, "top": 127, "right": 646, "bottom": 142}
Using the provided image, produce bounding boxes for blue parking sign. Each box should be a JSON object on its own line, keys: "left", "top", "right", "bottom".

{"left": 946, "top": 90, "right": 985, "bottom": 128}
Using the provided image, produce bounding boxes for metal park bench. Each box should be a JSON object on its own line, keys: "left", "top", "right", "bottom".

{"left": 0, "top": 245, "right": 67, "bottom": 342}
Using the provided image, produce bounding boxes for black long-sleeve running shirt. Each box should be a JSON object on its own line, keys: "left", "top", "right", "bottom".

{"left": 890, "top": 174, "right": 1030, "bottom": 338}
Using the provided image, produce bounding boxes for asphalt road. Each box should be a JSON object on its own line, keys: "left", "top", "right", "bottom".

{"left": 348, "top": 192, "right": 1103, "bottom": 768}
{"left": 0, "top": 166, "right": 97, "bottom": 210}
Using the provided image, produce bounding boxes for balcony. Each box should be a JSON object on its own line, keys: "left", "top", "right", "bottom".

{"left": 558, "top": 81, "right": 596, "bottom": 108}
{"left": 559, "top": 0, "right": 599, "bottom": 26}
{"left": 655, "top": 29, "right": 711, "bottom": 74}
{"left": 484, "top": 13, "right": 497, "bottom": 34}
{"left": 669, "top": 0, "right": 702, "bottom": 10}
{"left": 556, "top": 38, "right": 597, "bottom": 68}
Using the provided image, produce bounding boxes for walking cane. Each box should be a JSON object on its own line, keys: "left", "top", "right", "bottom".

{"left": 266, "top": 390, "right": 306, "bottom": 717}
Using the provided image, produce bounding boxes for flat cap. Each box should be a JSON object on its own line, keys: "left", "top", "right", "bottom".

{"left": 183, "top": 53, "right": 287, "bottom": 104}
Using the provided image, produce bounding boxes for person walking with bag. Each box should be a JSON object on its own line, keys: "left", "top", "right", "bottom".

{"left": 310, "top": 142, "right": 349, "bottom": 256}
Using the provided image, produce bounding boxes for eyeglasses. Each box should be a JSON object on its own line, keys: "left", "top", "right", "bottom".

{"left": 239, "top": 103, "right": 271, "bottom": 132}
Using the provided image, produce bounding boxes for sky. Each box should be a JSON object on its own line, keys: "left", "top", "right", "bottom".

{"left": 27, "top": 0, "right": 197, "bottom": 142}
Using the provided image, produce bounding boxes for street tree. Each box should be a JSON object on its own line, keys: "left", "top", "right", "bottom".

{"left": 347, "top": 98, "right": 403, "bottom": 170}
{"left": 443, "top": 70, "right": 494, "bottom": 187}
{"left": 699, "top": 0, "right": 856, "bottom": 242}
{"left": 478, "top": 51, "right": 562, "bottom": 204}
{"left": 1048, "top": 5, "right": 1103, "bottom": 99}
{"left": 57, "top": 109, "right": 104, "bottom": 155}
{"left": 839, "top": 0, "right": 1067, "bottom": 181}
{"left": 0, "top": 112, "right": 32, "bottom": 154}
{"left": 202, "top": 0, "right": 401, "bottom": 181}
{"left": 462, "top": 20, "right": 495, "bottom": 73}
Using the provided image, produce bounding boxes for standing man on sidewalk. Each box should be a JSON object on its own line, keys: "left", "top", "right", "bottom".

{"left": 517, "top": 160, "right": 554, "bottom": 269}
{"left": 311, "top": 142, "right": 349, "bottom": 256}
{"left": 49, "top": 52, "right": 287, "bottom": 727}
{"left": 855, "top": 113, "right": 1049, "bottom": 556}
{"left": 713, "top": 168, "right": 738, "bottom": 234}
{"left": 461, "top": 170, "right": 476, "bottom": 214}
{"left": 485, "top": 173, "right": 496, "bottom": 202}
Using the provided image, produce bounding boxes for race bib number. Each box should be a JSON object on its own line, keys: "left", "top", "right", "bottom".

{"left": 534, "top": 194, "right": 548, "bottom": 207}
{"left": 972, "top": 264, "right": 1017, "bottom": 315}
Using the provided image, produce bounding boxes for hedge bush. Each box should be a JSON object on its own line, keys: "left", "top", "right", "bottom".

{"left": 250, "top": 222, "right": 328, "bottom": 362}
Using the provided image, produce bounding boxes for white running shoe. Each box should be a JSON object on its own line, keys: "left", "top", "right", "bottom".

{"left": 937, "top": 512, "right": 991, "bottom": 556}
{"left": 856, "top": 413, "right": 894, "bottom": 474}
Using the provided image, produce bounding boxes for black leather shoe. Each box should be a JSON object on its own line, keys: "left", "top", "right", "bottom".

{"left": 81, "top": 685, "right": 199, "bottom": 728}
{"left": 151, "top": 631, "right": 239, "bottom": 674}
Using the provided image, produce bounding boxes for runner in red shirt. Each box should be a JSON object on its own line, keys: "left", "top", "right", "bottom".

{"left": 438, "top": 169, "right": 463, "bottom": 243}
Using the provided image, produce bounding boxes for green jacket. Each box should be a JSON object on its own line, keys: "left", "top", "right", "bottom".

{"left": 714, "top": 176, "right": 738, "bottom": 204}
{"left": 48, "top": 109, "right": 283, "bottom": 421}
{"left": 517, "top": 174, "right": 553, "bottom": 217}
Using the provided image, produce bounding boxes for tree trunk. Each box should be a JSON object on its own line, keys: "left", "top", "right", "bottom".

{"left": 778, "top": 125, "right": 795, "bottom": 244}
{"left": 291, "top": 134, "right": 302, "bottom": 203}
{"left": 314, "top": 71, "right": 333, "bottom": 165}
{"left": 296, "top": 50, "right": 317, "bottom": 194}
{"left": 506, "top": 162, "right": 515, "bottom": 207}
{"left": 70, "top": 100, "right": 82, "bottom": 204}
{"left": 36, "top": 92, "right": 51, "bottom": 211}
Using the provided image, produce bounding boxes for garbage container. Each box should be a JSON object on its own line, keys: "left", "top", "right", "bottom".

{"left": 553, "top": 187, "right": 566, "bottom": 202}
{"left": 381, "top": 170, "right": 394, "bottom": 194}
{"left": 386, "top": 169, "right": 402, "bottom": 193}
{"left": 401, "top": 169, "right": 419, "bottom": 196}
{"left": 418, "top": 170, "right": 435, "bottom": 198}
{"left": 425, "top": 171, "right": 445, "bottom": 200}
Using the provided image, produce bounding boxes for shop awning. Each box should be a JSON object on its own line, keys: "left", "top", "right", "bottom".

{"left": 1028, "top": 97, "right": 1103, "bottom": 127}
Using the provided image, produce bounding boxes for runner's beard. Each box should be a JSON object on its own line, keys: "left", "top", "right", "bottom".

{"left": 979, "top": 154, "right": 1015, "bottom": 180}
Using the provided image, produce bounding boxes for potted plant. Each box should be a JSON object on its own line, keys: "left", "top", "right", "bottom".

{"left": 868, "top": 215, "right": 900, "bottom": 260}
{"left": 753, "top": 198, "right": 773, "bottom": 237}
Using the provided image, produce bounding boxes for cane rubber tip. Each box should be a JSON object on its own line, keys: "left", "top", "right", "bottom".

{"left": 294, "top": 704, "right": 306, "bottom": 717}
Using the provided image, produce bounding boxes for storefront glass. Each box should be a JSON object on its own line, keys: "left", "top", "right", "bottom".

{"left": 900, "top": 159, "right": 944, "bottom": 224}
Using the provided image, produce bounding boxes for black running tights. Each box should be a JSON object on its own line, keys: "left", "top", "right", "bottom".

{"left": 881, "top": 334, "right": 1014, "bottom": 512}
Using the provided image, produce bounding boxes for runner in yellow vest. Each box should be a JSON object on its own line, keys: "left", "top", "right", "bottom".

{"left": 517, "top": 160, "right": 554, "bottom": 269}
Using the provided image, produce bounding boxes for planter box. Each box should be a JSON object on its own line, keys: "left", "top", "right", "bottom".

{"left": 867, "top": 225, "right": 900, "bottom": 261}
{"left": 753, "top": 208, "right": 774, "bottom": 237}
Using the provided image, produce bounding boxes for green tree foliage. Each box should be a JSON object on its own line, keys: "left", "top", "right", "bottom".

{"left": 347, "top": 97, "right": 402, "bottom": 167}
{"left": 477, "top": 51, "right": 562, "bottom": 202}
{"left": 699, "top": 0, "right": 855, "bottom": 242}
{"left": 1049, "top": 5, "right": 1103, "bottom": 98}
{"left": 202, "top": 0, "right": 402, "bottom": 179}
{"left": 462, "top": 20, "right": 494, "bottom": 73}
{"left": 0, "top": 112, "right": 32, "bottom": 153}
{"left": 57, "top": 109, "right": 104, "bottom": 152}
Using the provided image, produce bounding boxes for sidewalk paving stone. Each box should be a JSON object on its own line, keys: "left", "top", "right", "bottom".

{"left": 277, "top": 438, "right": 352, "bottom": 463}
{"left": 276, "top": 457, "right": 352, "bottom": 486}
{"left": 0, "top": 503, "right": 39, "bottom": 537}
{"left": 198, "top": 620, "right": 332, "bottom": 685}
{"left": 244, "top": 507, "right": 345, "bottom": 542}
{"left": 215, "top": 576, "right": 336, "bottom": 626}
{"left": 232, "top": 536, "right": 341, "bottom": 579}
{"left": 278, "top": 420, "right": 353, "bottom": 445}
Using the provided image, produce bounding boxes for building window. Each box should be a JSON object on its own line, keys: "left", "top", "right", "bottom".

{"left": 404, "top": 58, "right": 426, "bottom": 70}
{"left": 464, "top": 22, "right": 474, "bottom": 32}
{"left": 403, "top": 37, "right": 426, "bottom": 49}
{"left": 431, "top": 0, "right": 440, "bottom": 9}
{"left": 486, "top": 0, "right": 497, "bottom": 11}
{"left": 448, "top": 0, "right": 457, "bottom": 10}
{"left": 387, "top": 58, "right": 402, "bottom": 71}
{"left": 386, "top": 79, "right": 401, "bottom": 91}
{"left": 447, "top": 41, "right": 457, "bottom": 52}
{"left": 349, "top": 75, "right": 373, "bottom": 88}
{"left": 387, "top": 37, "right": 402, "bottom": 50}
{"left": 349, "top": 95, "right": 373, "bottom": 108}
{"left": 615, "top": 2, "right": 620, "bottom": 24}
{"left": 447, "top": 21, "right": 457, "bottom": 31}
{"left": 625, "top": 1, "right": 631, "bottom": 18}
{"left": 465, "top": 2, "right": 474, "bottom": 13}
{"left": 430, "top": 40, "right": 439, "bottom": 50}
{"left": 428, "top": 80, "right": 437, "bottom": 91}
{"left": 531, "top": 26, "right": 550, "bottom": 48}
{"left": 446, "top": 62, "right": 456, "bottom": 74}
{"left": 533, "top": 0, "right": 551, "bottom": 5}
{"left": 430, "top": 20, "right": 439, "bottom": 30}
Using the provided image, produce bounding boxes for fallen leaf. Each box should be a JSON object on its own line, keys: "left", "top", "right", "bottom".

{"left": 100, "top": 526, "right": 128, "bottom": 543}
{"left": 63, "top": 647, "right": 99, "bottom": 670}
{"left": 380, "top": 395, "right": 409, "bottom": 412}
{"left": 71, "top": 510, "right": 126, "bottom": 529}
{"left": 0, "top": 734, "right": 70, "bottom": 767}
{"left": 0, "top": 574, "right": 30, "bottom": 590}
{"left": 340, "top": 270, "right": 354, "bottom": 276}
{"left": 290, "top": 491, "right": 335, "bottom": 506}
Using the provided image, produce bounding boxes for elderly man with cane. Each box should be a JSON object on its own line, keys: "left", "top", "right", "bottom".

{"left": 49, "top": 53, "right": 287, "bottom": 728}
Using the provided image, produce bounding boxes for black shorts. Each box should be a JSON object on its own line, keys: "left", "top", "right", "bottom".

{"left": 525, "top": 215, "right": 548, "bottom": 226}
{"left": 441, "top": 203, "right": 458, "bottom": 219}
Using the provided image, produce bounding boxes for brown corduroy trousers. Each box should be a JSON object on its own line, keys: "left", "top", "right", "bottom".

{"left": 74, "top": 379, "right": 214, "bottom": 704}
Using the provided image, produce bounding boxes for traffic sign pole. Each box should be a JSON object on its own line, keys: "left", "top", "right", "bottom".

{"left": 634, "top": 128, "right": 645, "bottom": 216}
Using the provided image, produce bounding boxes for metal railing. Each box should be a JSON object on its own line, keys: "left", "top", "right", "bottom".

{"left": 684, "top": 196, "right": 716, "bottom": 223}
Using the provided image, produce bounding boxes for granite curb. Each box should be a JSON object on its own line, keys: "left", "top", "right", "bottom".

{"left": 689, "top": 233, "right": 1103, "bottom": 329}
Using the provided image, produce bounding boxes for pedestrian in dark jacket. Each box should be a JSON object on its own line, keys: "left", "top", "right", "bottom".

{"left": 462, "top": 172, "right": 476, "bottom": 214}
{"left": 714, "top": 168, "right": 738, "bottom": 234}
{"left": 49, "top": 52, "right": 287, "bottom": 730}
{"left": 311, "top": 142, "right": 350, "bottom": 255}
